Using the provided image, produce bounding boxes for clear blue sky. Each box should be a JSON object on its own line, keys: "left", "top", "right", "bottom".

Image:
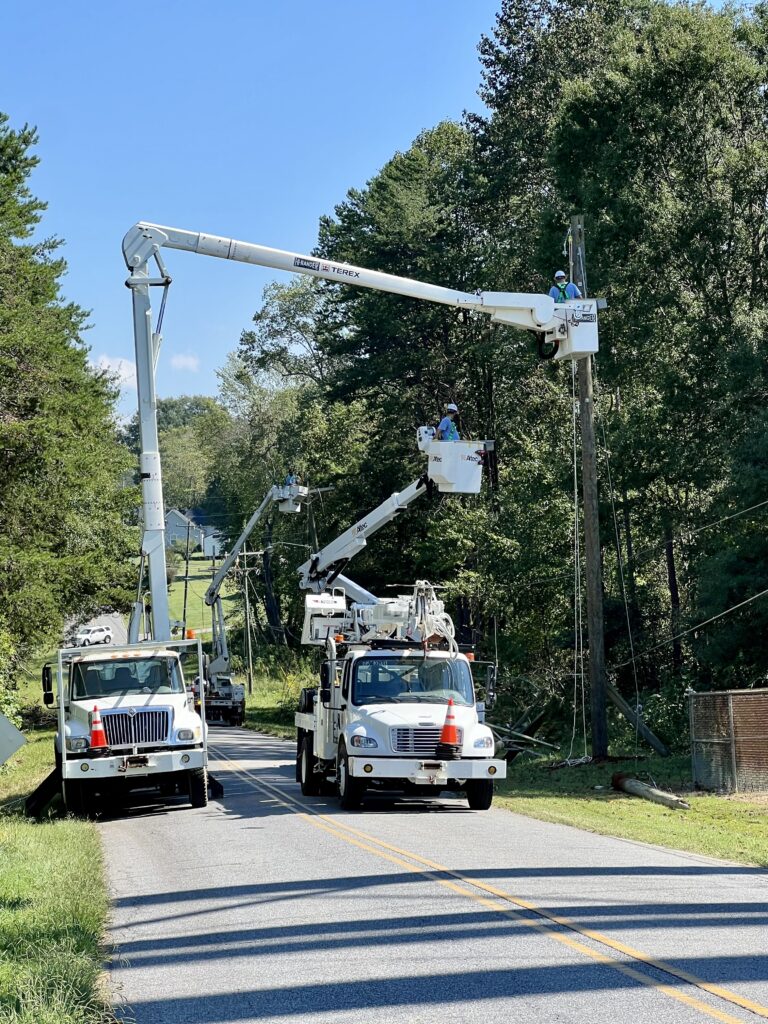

{"left": 3, "top": 1, "right": 500, "bottom": 416}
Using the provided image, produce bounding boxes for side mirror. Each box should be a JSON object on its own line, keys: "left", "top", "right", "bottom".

{"left": 43, "top": 691, "right": 54, "bottom": 706}
{"left": 42, "top": 664, "right": 53, "bottom": 695}
{"left": 485, "top": 664, "right": 498, "bottom": 710}
{"left": 320, "top": 662, "right": 331, "bottom": 688}
{"left": 320, "top": 687, "right": 332, "bottom": 705}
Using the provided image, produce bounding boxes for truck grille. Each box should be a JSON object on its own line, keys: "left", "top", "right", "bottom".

{"left": 101, "top": 709, "right": 170, "bottom": 747}
{"left": 391, "top": 726, "right": 463, "bottom": 755}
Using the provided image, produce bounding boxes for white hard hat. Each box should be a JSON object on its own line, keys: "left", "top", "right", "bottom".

{"left": 447, "top": 403, "right": 458, "bottom": 412}
{"left": 555, "top": 270, "right": 567, "bottom": 279}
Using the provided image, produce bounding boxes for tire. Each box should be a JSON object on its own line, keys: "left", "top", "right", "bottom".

{"left": 103, "top": 636, "right": 112, "bottom": 645}
{"left": 188, "top": 767, "right": 209, "bottom": 808}
{"left": 465, "top": 779, "right": 494, "bottom": 810}
{"left": 336, "top": 742, "right": 365, "bottom": 810}
{"left": 81, "top": 640, "right": 90, "bottom": 647}
{"left": 300, "top": 735, "right": 322, "bottom": 796}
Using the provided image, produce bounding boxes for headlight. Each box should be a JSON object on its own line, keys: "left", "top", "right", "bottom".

{"left": 473, "top": 736, "right": 494, "bottom": 749}
{"left": 66, "top": 737, "right": 89, "bottom": 752}
{"left": 177, "top": 728, "right": 194, "bottom": 741}
{"left": 350, "top": 735, "right": 378, "bottom": 748}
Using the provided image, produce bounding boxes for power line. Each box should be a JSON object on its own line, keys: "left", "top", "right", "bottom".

{"left": 615, "top": 584, "right": 768, "bottom": 670}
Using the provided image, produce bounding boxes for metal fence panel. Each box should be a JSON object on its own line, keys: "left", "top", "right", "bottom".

{"left": 690, "top": 689, "right": 768, "bottom": 793}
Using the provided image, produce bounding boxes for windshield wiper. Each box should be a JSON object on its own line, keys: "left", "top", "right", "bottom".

{"left": 360, "top": 695, "right": 401, "bottom": 703}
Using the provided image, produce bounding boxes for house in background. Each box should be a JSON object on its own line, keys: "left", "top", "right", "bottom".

{"left": 202, "top": 528, "right": 224, "bottom": 558}
{"left": 165, "top": 509, "right": 205, "bottom": 551}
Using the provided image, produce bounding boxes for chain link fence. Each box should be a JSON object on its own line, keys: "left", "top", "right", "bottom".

{"left": 688, "top": 688, "right": 768, "bottom": 793}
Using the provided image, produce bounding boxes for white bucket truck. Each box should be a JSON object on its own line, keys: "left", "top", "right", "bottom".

{"left": 41, "top": 639, "right": 207, "bottom": 815}
{"left": 294, "top": 434, "right": 506, "bottom": 810}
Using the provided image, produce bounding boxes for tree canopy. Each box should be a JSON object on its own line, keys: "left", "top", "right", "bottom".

{"left": 0, "top": 115, "right": 137, "bottom": 719}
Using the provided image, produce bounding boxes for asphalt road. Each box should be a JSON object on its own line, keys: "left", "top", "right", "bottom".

{"left": 99, "top": 728, "right": 768, "bottom": 1024}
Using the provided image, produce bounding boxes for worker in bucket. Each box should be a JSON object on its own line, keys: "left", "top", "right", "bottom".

{"left": 549, "top": 270, "right": 582, "bottom": 302}
{"left": 436, "top": 403, "right": 461, "bottom": 442}
{"left": 285, "top": 468, "right": 301, "bottom": 485}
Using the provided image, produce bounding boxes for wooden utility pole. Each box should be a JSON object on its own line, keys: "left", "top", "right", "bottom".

{"left": 570, "top": 215, "right": 608, "bottom": 758}
{"left": 181, "top": 519, "right": 191, "bottom": 636}
{"left": 242, "top": 546, "right": 254, "bottom": 696}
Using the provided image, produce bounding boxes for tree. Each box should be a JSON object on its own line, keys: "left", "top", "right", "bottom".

{"left": 0, "top": 114, "right": 138, "bottom": 712}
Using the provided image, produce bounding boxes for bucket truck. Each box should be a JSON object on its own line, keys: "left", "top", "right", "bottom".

{"left": 202, "top": 482, "right": 309, "bottom": 724}
{"left": 294, "top": 432, "right": 509, "bottom": 809}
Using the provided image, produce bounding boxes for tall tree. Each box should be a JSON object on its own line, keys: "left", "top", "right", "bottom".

{"left": 0, "top": 115, "right": 137, "bottom": 712}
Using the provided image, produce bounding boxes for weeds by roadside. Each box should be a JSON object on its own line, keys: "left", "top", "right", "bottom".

{"left": 0, "top": 732, "right": 115, "bottom": 1024}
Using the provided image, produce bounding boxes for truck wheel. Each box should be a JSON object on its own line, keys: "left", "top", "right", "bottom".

{"left": 188, "top": 767, "right": 209, "bottom": 808}
{"left": 300, "top": 736, "right": 322, "bottom": 796}
{"left": 465, "top": 779, "right": 494, "bottom": 810}
{"left": 336, "top": 743, "right": 365, "bottom": 810}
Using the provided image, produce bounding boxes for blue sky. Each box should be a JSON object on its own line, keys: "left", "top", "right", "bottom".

{"left": 3, "top": 1, "right": 500, "bottom": 416}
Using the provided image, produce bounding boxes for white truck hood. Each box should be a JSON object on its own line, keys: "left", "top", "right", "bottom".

{"left": 360, "top": 702, "right": 474, "bottom": 729}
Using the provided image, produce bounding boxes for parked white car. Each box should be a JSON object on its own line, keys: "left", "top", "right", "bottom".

{"left": 72, "top": 625, "right": 113, "bottom": 647}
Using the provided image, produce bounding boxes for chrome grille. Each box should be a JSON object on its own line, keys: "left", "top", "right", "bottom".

{"left": 101, "top": 709, "right": 170, "bottom": 747}
{"left": 391, "top": 726, "right": 463, "bottom": 755}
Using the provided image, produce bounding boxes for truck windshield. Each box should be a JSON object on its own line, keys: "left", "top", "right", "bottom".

{"left": 71, "top": 658, "right": 184, "bottom": 700}
{"left": 352, "top": 657, "right": 474, "bottom": 707}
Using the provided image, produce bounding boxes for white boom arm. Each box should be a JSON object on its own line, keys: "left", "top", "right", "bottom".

{"left": 297, "top": 476, "right": 428, "bottom": 594}
{"left": 122, "top": 219, "right": 598, "bottom": 641}
{"left": 204, "top": 483, "right": 307, "bottom": 680}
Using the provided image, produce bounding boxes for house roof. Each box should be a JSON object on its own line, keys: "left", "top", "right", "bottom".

{"left": 165, "top": 508, "right": 201, "bottom": 527}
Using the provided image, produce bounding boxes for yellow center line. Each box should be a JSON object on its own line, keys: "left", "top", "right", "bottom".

{"left": 211, "top": 745, "right": 762, "bottom": 1024}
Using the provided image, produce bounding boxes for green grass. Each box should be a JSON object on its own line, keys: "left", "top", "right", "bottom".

{"left": 240, "top": 662, "right": 315, "bottom": 740}
{"left": 0, "top": 734, "right": 114, "bottom": 1023}
{"left": 497, "top": 754, "right": 768, "bottom": 866}
{"left": 167, "top": 552, "right": 238, "bottom": 635}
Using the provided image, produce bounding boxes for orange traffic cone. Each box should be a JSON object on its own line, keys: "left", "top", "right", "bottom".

{"left": 90, "top": 705, "right": 108, "bottom": 751}
{"left": 436, "top": 699, "right": 461, "bottom": 760}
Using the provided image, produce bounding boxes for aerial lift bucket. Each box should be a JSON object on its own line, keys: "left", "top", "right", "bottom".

{"left": 417, "top": 434, "right": 492, "bottom": 494}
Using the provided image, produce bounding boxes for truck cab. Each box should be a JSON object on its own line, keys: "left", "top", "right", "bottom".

{"left": 44, "top": 642, "right": 208, "bottom": 815}
{"left": 295, "top": 644, "right": 506, "bottom": 810}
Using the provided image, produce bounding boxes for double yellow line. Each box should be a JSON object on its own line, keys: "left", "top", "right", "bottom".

{"left": 212, "top": 745, "right": 767, "bottom": 1024}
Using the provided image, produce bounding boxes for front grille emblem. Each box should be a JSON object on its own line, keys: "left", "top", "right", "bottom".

{"left": 128, "top": 707, "right": 137, "bottom": 718}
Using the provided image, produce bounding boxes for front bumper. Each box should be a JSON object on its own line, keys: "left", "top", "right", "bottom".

{"left": 62, "top": 747, "right": 206, "bottom": 780}
{"left": 348, "top": 756, "right": 506, "bottom": 784}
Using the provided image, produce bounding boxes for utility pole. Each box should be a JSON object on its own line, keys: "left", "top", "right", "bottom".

{"left": 570, "top": 215, "right": 609, "bottom": 758}
{"left": 181, "top": 519, "right": 191, "bottom": 636}
{"left": 242, "top": 545, "right": 254, "bottom": 696}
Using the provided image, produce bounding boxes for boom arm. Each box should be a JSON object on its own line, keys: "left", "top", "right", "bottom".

{"left": 205, "top": 483, "right": 307, "bottom": 680}
{"left": 204, "top": 484, "right": 307, "bottom": 607}
{"left": 297, "top": 476, "right": 428, "bottom": 593}
{"left": 122, "top": 219, "right": 598, "bottom": 641}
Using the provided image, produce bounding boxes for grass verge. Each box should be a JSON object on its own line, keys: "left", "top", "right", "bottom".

{"left": 167, "top": 552, "right": 237, "bottom": 635}
{"left": 497, "top": 754, "right": 768, "bottom": 866}
{"left": 242, "top": 670, "right": 305, "bottom": 740}
{"left": 0, "top": 733, "right": 114, "bottom": 1023}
